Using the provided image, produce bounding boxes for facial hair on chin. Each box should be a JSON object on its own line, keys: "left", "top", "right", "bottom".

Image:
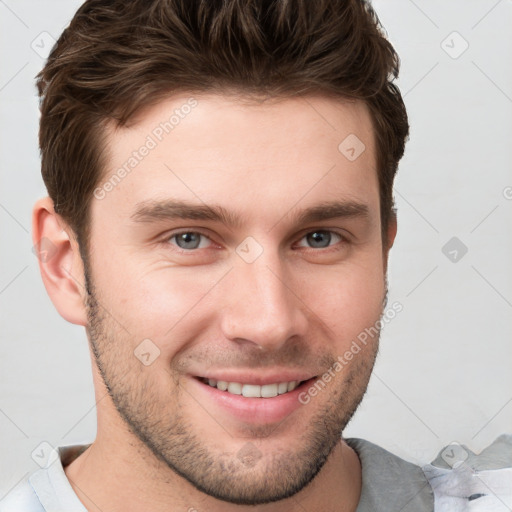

{"left": 82, "top": 263, "right": 383, "bottom": 505}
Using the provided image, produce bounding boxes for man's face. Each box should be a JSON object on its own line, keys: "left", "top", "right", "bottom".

{"left": 84, "top": 93, "right": 390, "bottom": 504}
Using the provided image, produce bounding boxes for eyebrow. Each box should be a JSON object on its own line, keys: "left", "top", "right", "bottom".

{"left": 130, "top": 199, "right": 370, "bottom": 228}
{"left": 131, "top": 200, "right": 244, "bottom": 228}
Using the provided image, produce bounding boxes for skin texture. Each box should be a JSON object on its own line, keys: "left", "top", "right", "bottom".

{"left": 33, "top": 93, "right": 397, "bottom": 512}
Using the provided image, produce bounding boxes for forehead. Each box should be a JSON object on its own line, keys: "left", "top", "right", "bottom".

{"left": 95, "top": 93, "right": 378, "bottom": 227}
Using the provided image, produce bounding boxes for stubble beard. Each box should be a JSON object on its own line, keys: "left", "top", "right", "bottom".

{"left": 83, "top": 262, "right": 382, "bottom": 505}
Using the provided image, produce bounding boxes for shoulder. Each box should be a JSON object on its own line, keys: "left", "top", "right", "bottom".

{"left": 423, "top": 434, "right": 512, "bottom": 510}
{"left": 0, "top": 477, "right": 44, "bottom": 512}
{"left": 346, "top": 434, "right": 512, "bottom": 512}
{"left": 0, "top": 443, "right": 91, "bottom": 512}
{"left": 345, "top": 437, "right": 434, "bottom": 512}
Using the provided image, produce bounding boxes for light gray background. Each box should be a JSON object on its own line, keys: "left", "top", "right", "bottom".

{"left": 1, "top": 0, "right": 511, "bottom": 497}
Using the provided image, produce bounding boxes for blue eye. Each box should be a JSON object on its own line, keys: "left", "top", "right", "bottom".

{"left": 298, "top": 230, "right": 342, "bottom": 249}
{"left": 170, "top": 232, "right": 211, "bottom": 250}
{"left": 166, "top": 230, "right": 343, "bottom": 252}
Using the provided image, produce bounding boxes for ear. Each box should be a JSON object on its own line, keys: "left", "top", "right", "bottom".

{"left": 383, "top": 211, "right": 397, "bottom": 273}
{"left": 386, "top": 210, "right": 398, "bottom": 250}
{"left": 32, "top": 197, "right": 88, "bottom": 326}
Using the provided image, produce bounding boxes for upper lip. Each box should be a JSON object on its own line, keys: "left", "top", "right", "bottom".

{"left": 192, "top": 371, "right": 317, "bottom": 386}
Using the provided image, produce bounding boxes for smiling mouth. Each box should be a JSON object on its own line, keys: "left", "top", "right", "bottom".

{"left": 198, "top": 377, "right": 312, "bottom": 398}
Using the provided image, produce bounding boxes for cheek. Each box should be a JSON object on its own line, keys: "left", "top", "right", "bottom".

{"left": 305, "top": 259, "right": 386, "bottom": 345}
{"left": 90, "top": 237, "right": 385, "bottom": 360}
{"left": 93, "top": 255, "right": 225, "bottom": 345}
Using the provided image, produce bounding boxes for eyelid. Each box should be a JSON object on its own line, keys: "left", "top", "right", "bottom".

{"left": 293, "top": 228, "right": 349, "bottom": 247}
{"left": 298, "top": 226, "right": 351, "bottom": 241}
{"left": 162, "top": 229, "right": 217, "bottom": 250}
{"left": 159, "top": 227, "right": 350, "bottom": 251}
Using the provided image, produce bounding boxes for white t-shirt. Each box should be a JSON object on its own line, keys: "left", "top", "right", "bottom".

{"left": 1, "top": 436, "right": 511, "bottom": 511}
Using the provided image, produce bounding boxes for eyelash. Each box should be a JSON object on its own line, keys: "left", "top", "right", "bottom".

{"left": 162, "top": 229, "right": 349, "bottom": 253}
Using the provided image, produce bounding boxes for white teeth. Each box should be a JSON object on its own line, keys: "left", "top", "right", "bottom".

{"left": 287, "top": 381, "right": 298, "bottom": 392}
{"left": 261, "top": 383, "right": 278, "bottom": 398}
{"left": 242, "top": 384, "right": 261, "bottom": 398}
{"left": 204, "top": 379, "right": 302, "bottom": 397}
{"left": 227, "top": 382, "right": 242, "bottom": 395}
{"left": 217, "top": 380, "right": 228, "bottom": 391}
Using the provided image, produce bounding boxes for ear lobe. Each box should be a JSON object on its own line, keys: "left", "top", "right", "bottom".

{"left": 32, "top": 197, "right": 88, "bottom": 326}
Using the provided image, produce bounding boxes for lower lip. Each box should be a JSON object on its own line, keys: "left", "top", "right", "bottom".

{"left": 188, "top": 377, "right": 316, "bottom": 425}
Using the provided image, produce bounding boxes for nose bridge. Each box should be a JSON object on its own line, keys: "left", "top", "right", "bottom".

{"left": 220, "top": 253, "right": 306, "bottom": 348}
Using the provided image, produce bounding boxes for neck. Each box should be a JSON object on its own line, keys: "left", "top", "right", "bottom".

{"left": 64, "top": 426, "right": 361, "bottom": 512}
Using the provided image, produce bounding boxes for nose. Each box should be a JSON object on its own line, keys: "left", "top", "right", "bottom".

{"left": 219, "top": 255, "right": 309, "bottom": 351}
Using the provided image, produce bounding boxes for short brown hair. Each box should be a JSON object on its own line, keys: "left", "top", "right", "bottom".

{"left": 37, "top": 0, "right": 409, "bottom": 252}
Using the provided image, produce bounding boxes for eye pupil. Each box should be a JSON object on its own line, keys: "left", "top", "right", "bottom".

{"left": 175, "top": 232, "right": 201, "bottom": 249}
{"left": 307, "top": 231, "right": 331, "bottom": 248}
